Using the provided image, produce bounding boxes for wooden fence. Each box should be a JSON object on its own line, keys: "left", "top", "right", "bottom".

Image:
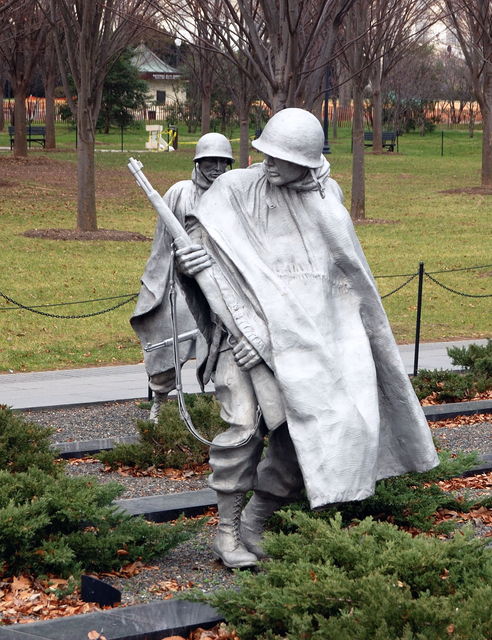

{"left": 1, "top": 97, "right": 483, "bottom": 128}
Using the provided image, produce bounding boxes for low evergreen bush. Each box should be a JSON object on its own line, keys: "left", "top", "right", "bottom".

{"left": 412, "top": 340, "right": 492, "bottom": 403}
{"left": 0, "top": 466, "right": 199, "bottom": 577}
{"left": 270, "top": 450, "right": 480, "bottom": 534}
{"left": 194, "top": 512, "right": 492, "bottom": 640}
{"left": 99, "top": 393, "right": 227, "bottom": 470}
{"left": 411, "top": 369, "right": 479, "bottom": 402}
{"left": 447, "top": 339, "right": 492, "bottom": 377}
{"left": 0, "top": 406, "right": 60, "bottom": 474}
{"left": 0, "top": 407, "right": 201, "bottom": 579}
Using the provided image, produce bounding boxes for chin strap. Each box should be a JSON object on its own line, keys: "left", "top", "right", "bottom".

{"left": 310, "top": 168, "right": 326, "bottom": 198}
{"left": 169, "top": 249, "right": 258, "bottom": 449}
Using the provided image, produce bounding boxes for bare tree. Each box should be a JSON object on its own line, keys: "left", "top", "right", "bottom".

{"left": 215, "top": 51, "right": 258, "bottom": 166}
{"left": 338, "top": 0, "right": 428, "bottom": 219}
{"left": 338, "top": 0, "right": 369, "bottom": 220}
{"left": 383, "top": 41, "right": 441, "bottom": 134}
{"left": 0, "top": 0, "right": 47, "bottom": 157}
{"left": 165, "top": 0, "right": 355, "bottom": 112}
{"left": 211, "top": 0, "right": 356, "bottom": 113}
{"left": 0, "top": 0, "right": 24, "bottom": 15}
{"left": 38, "top": 29, "right": 57, "bottom": 148}
{"left": 369, "top": 0, "right": 431, "bottom": 153}
{"left": 0, "top": 69, "right": 5, "bottom": 131}
{"left": 438, "top": 48, "right": 475, "bottom": 126}
{"left": 441, "top": 0, "right": 492, "bottom": 187}
{"left": 48, "top": 0, "right": 156, "bottom": 231}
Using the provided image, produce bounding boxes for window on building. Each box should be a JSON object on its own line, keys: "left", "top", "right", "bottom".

{"left": 156, "top": 90, "right": 166, "bottom": 105}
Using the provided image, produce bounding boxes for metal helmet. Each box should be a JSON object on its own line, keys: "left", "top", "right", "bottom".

{"left": 193, "top": 132, "right": 234, "bottom": 163}
{"left": 252, "top": 108, "right": 324, "bottom": 168}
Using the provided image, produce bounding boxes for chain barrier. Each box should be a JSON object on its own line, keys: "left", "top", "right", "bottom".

{"left": 0, "top": 290, "right": 137, "bottom": 319}
{"left": 424, "top": 272, "right": 492, "bottom": 298}
{"left": 427, "top": 263, "right": 492, "bottom": 274}
{"left": 0, "top": 263, "right": 489, "bottom": 319}
{"left": 0, "top": 293, "right": 138, "bottom": 312}
{"left": 380, "top": 273, "right": 418, "bottom": 299}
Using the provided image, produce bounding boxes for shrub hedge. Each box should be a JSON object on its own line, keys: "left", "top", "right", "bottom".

{"left": 195, "top": 512, "right": 492, "bottom": 640}
{"left": 0, "top": 406, "right": 200, "bottom": 578}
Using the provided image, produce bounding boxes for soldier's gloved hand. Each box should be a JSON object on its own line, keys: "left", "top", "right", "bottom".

{"left": 175, "top": 244, "right": 212, "bottom": 276}
{"left": 232, "top": 336, "right": 262, "bottom": 370}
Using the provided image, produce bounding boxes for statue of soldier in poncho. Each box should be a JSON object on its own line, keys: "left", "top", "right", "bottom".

{"left": 131, "top": 133, "right": 234, "bottom": 423}
{"left": 175, "top": 108, "right": 439, "bottom": 569}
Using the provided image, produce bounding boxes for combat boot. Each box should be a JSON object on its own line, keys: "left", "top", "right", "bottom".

{"left": 212, "top": 492, "right": 258, "bottom": 568}
{"left": 240, "top": 492, "right": 284, "bottom": 559}
{"left": 148, "top": 392, "right": 167, "bottom": 424}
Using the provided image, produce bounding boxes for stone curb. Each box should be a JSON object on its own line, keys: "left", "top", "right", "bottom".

{"left": 115, "top": 488, "right": 218, "bottom": 522}
{"left": 423, "top": 398, "right": 492, "bottom": 421}
{"left": 0, "top": 600, "right": 223, "bottom": 640}
{"left": 55, "top": 435, "right": 140, "bottom": 459}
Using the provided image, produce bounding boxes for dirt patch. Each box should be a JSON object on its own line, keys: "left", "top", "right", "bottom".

{"left": 22, "top": 228, "right": 151, "bottom": 241}
{"left": 0, "top": 154, "right": 136, "bottom": 200}
{"left": 440, "top": 186, "right": 492, "bottom": 196}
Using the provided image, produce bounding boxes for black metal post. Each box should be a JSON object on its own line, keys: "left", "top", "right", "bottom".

{"left": 441, "top": 131, "right": 444, "bottom": 157}
{"left": 413, "top": 261, "right": 425, "bottom": 376}
{"left": 323, "top": 67, "right": 331, "bottom": 154}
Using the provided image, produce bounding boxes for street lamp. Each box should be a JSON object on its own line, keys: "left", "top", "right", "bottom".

{"left": 322, "top": 67, "right": 331, "bottom": 154}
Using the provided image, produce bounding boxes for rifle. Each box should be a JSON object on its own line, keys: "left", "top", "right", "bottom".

{"left": 144, "top": 329, "right": 199, "bottom": 353}
{"left": 128, "top": 157, "right": 285, "bottom": 431}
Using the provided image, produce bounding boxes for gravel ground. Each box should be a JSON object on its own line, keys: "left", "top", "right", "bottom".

{"left": 19, "top": 401, "right": 492, "bottom": 607}
{"left": 430, "top": 421, "right": 492, "bottom": 455}
{"left": 22, "top": 400, "right": 150, "bottom": 444}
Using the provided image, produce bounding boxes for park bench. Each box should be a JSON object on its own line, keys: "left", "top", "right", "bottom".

{"left": 364, "top": 130, "right": 397, "bottom": 152}
{"left": 8, "top": 125, "right": 46, "bottom": 149}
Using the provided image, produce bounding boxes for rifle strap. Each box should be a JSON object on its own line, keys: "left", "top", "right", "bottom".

{"left": 169, "top": 250, "right": 258, "bottom": 449}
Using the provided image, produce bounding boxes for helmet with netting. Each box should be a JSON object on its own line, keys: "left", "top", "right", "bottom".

{"left": 252, "top": 108, "right": 324, "bottom": 168}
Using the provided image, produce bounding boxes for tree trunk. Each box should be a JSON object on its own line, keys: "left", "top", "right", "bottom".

{"left": 313, "top": 93, "right": 323, "bottom": 125}
{"left": 13, "top": 83, "right": 27, "bottom": 158}
{"left": 238, "top": 102, "right": 250, "bottom": 168}
{"left": 44, "top": 74, "right": 56, "bottom": 149}
{"left": 371, "top": 62, "right": 383, "bottom": 153}
{"left": 201, "top": 82, "right": 211, "bottom": 134}
{"left": 351, "top": 82, "right": 365, "bottom": 220}
{"left": 481, "top": 70, "right": 492, "bottom": 188}
{"left": 76, "top": 108, "right": 97, "bottom": 231}
{"left": 468, "top": 105, "right": 475, "bottom": 138}
{"left": 0, "top": 80, "right": 4, "bottom": 132}
{"left": 331, "top": 96, "right": 338, "bottom": 140}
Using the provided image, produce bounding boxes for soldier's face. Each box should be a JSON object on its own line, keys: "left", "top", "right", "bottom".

{"left": 264, "top": 155, "right": 308, "bottom": 186}
{"left": 198, "top": 157, "right": 229, "bottom": 182}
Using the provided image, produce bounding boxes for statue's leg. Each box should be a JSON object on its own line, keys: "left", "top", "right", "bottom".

{"left": 148, "top": 369, "right": 177, "bottom": 423}
{"left": 241, "top": 423, "right": 304, "bottom": 558}
{"left": 211, "top": 492, "right": 258, "bottom": 568}
{"left": 208, "top": 349, "right": 264, "bottom": 568}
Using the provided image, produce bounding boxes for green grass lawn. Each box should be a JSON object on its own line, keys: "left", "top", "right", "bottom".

{"left": 0, "top": 123, "right": 490, "bottom": 373}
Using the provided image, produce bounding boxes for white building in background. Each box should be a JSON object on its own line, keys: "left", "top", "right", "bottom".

{"left": 131, "top": 43, "right": 186, "bottom": 107}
